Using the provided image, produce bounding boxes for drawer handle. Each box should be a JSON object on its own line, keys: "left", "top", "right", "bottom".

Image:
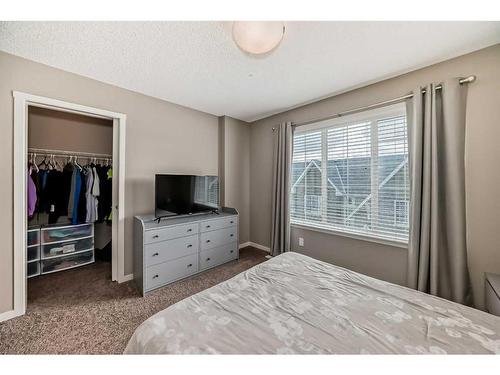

{"left": 206, "top": 257, "right": 211, "bottom": 261}
{"left": 206, "top": 240, "right": 211, "bottom": 243}
{"left": 230, "top": 234, "right": 234, "bottom": 237}
{"left": 187, "top": 228, "right": 192, "bottom": 232}
{"left": 152, "top": 274, "right": 159, "bottom": 279}
{"left": 206, "top": 225, "right": 211, "bottom": 228}
{"left": 152, "top": 252, "right": 159, "bottom": 257}
{"left": 152, "top": 235, "right": 159, "bottom": 239}
{"left": 187, "top": 244, "right": 193, "bottom": 248}
{"left": 187, "top": 263, "right": 193, "bottom": 268}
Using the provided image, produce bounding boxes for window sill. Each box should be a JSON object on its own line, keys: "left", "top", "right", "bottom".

{"left": 290, "top": 221, "right": 408, "bottom": 249}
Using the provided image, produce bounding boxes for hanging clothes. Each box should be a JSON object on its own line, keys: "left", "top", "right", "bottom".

{"left": 60, "top": 162, "right": 74, "bottom": 217}
{"left": 97, "top": 165, "right": 111, "bottom": 222}
{"left": 92, "top": 166, "right": 100, "bottom": 197}
{"left": 70, "top": 168, "right": 82, "bottom": 225}
{"left": 104, "top": 167, "right": 113, "bottom": 222}
{"left": 30, "top": 155, "right": 111, "bottom": 225}
{"left": 31, "top": 167, "right": 40, "bottom": 211}
{"left": 37, "top": 169, "right": 50, "bottom": 215}
{"left": 77, "top": 168, "right": 87, "bottom": 224}
{"left": 67, "top": 166, "right": 77, "bottom": 219}
{"left": 47, "top": 169, "right": 65, "bottom": 224}
{"left": 27, "top": 168, "right": 37, "bottom": 218}
{"left": 85, "top": 166, "right": 98, "bottom": 223}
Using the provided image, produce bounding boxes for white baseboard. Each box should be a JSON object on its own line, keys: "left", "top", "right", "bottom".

{"left": 242, "top": 242, "right": 270, "bottom": 253}
{"left": 239, "top": 241, "right": 251, "bottom": 249}
{"left": 0, "top": 308, "right": 23, "bottom": 323}
{"left": 119, "top": 273, "right": 134, "bottom": 283}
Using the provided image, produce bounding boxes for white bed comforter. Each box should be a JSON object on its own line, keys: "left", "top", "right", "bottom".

{"left": 125, "top": 252, "right": 500, "bottom": 354}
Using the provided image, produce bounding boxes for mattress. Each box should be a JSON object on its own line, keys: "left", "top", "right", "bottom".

{"left": 124, "top": 251, "right": 500, "bottom": 354}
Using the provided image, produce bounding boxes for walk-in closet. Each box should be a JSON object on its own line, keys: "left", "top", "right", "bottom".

{"left": 26, "top": 106, "right": 114, "bottom": 304}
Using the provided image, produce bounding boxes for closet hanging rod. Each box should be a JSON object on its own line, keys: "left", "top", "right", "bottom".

{"left": 272, "top": 75, "right": 476, "bottom": 131}
{"left": 27, "top": 147, "right": 112, "bottom": 159}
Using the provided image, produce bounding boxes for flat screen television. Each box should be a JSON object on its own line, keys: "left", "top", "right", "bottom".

{"left": 155, "top": 174, "right": 220, "bottom": 218}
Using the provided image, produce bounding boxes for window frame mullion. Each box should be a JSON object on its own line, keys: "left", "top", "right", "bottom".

{"left": 370, "top": 120, "right": 379, "bottom": 232}
{"left": 321, "top": 128, "right": 328, "bottom": 223}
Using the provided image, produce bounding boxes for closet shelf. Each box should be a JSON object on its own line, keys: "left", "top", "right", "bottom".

{"left": 28, "top": 147, "right": 112, "bottom": 159}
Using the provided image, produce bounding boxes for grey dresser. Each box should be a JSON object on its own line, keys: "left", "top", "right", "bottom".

{"left": 134, "top": 208, "right": 239, "bottom": 295}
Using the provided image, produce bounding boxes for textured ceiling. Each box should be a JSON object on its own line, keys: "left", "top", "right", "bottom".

{"left": 1, "top": 21, "right": 499, "bottom": 122}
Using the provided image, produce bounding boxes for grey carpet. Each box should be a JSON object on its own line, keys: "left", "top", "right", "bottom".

{"left": 0, "top": 247, "right": 268, "bottom": 354}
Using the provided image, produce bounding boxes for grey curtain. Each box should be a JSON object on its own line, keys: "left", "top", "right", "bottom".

{"left": 407, "top": 78, "right": 472, "bottom": 305}
{"left": 271, "top": 122, "right": 294, "bottom": 256}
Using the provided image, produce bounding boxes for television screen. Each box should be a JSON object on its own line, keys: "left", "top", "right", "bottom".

{"left": 155, "top": 174, "right": 219, "bottom": 218}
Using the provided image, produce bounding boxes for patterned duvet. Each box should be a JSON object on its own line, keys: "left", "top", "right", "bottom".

{"left": 125, "top": 252, "right": 500, "bottom": 354}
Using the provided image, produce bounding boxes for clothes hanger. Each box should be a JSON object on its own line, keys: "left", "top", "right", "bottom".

{"left": 54, "top": 155, "right": 63, "bottom": 171}
{"left": 32, "top": 153, "right": 39, "bottom": 172}
{"left": 74, "top": 156, "right": 83, "bottom": 171}
{"left": 38, "top": 154, "right": 49, "bottom": 170}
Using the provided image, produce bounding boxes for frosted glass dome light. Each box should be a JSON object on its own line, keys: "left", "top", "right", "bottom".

{"left": 232, "top": 21, "right": 285, "bottom": 55}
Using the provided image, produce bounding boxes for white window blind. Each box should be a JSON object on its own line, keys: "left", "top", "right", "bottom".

{"left": 290, "top": 103, "right": 409, "bottom": 243}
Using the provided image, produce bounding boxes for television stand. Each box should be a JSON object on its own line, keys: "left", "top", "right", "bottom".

{"left": 134, "top": 207, "right": 239, "bottom": 296}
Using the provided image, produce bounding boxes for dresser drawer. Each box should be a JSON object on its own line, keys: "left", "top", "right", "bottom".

{"left": 27, "top": 229, "right": 40, "bottom": 246}
{"left": 41, "top": 250, "right": 94, "bottom": 274}
{"left": 42, "top": 224, "right": 93, "bottom": 244}
{"left": 200, "top": 226, "right": 237, "bottom": 250}
{"left": 42, "top": 237, "right": 94, "bottom": 259}
{"left": 146, "top": 254, "right": 198, "bottom": 290}
{"left": 200, "top": 243, "right": 238, "bottom": 271}
{"left": 145, "top": 223, "right": 199, "bottom": 244}
{"left": 145, "top": 235, "right": 199, "bottom": 267}
{"left": 200, "top": 216, "right": 237, "bottom": 233}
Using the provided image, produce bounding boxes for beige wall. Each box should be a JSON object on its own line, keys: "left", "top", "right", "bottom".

{"left": 1, "top": 44, "right": 499, "bottom": 314}
{"left": 291, "top": 228, "right": 407, "bottom": 285}
{"left": 219, "top": 116, "right": 251, "bottom": 243}
{"left": 28, "top": 106, "right": 113, "bottom": 155}
{"left": 250, "top": 44, "right": 500, "bottom": 309}
{"left": 0, "top": 51, "right": 219, "bottom": 314}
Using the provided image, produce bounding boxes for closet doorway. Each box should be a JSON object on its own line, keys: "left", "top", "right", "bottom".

{"left": 12, "top": 92, "right": 126, "bottom": 319}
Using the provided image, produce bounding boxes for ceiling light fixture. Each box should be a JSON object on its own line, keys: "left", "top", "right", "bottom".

{"left": 232, "top": 21, "right": 285, "bottom": 55}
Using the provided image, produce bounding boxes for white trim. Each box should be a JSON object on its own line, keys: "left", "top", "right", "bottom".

{"left": 246, "top": 242, "right": 271, "bottom": 253}
{"left": 291, "top": 222, "right": 408, "bottom": 249}
{"left": 12, "top": 92, "right": 27, "bottom": 321}
{"left": 7, "top": 91, "right": 127, "bottom": 323}
{"left": 121, "top": 273, "right": 134, "bottom": 282}
{"left": 238, "top": 241, "right": 251, "bottom": 249}
{"left": 0, "top": 309, "right": 21, "bottom": 322}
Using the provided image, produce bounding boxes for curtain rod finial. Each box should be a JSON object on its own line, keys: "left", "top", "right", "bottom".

{"left": 460, "top": 75, "right": 476, "bottom": 84}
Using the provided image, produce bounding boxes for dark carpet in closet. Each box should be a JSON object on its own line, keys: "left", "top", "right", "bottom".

{"left": 0, "top": 247, "right": 268, "bottom": 354}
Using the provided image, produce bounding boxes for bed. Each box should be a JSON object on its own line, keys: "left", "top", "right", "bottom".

{"left": 124, "top": 252, "right": 500, "bottom": 354}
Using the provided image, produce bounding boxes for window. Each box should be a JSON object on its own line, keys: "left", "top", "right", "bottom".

{"left": 194, "top": 176, "right": 219, "bottom": 208}
{"left": 394, "top": 200, "right": 409, "bottom": 227}
{"left": 305, "top": 195, "right": 321, "bottom": 217}
{"left": 290, "top": 103, "right": 409, "bottom": 243}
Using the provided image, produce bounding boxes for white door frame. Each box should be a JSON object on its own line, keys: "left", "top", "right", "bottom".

{"left": 9, "top": 91, "right": 127, "bottom": 321}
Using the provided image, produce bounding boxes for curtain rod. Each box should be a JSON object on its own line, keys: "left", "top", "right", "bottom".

{"left": 28, "top": 147, "right": 112, "bottom": 159}
{"left": 272, "top": 75, "right": 476, "bottom": 131}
